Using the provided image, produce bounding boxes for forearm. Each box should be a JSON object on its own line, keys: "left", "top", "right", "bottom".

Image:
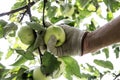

{"left": 83, "top": 15, "right": 120, "bottom": 55}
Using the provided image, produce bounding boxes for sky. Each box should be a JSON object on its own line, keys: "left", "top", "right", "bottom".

{"left": 0, "top": 0, "right": 120, "bottom": 80}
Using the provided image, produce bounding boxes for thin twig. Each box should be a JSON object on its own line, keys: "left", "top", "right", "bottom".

{"left": 27, "top": 0, "right": 32, "bottom": 22}
{"left": 113, "top": 73, "right": 120, "bottom": 80}
{"left": 0, "top": 1, "right": 35, "bottom": 17}
{"left": 38, "top": 47, "right": 43, "bottom": 64}
{"left": 42, "top": 0, "right": 47, "bottom": 27}
{"left": 19, "top": 10, "right": 27, "bottom": 22}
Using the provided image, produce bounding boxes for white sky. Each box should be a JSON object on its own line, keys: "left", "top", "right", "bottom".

{"left": 0, "top": 0, "right": 120, "bottom": 80}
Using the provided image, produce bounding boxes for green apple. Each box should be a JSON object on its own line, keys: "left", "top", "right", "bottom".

{"left": 44, "top": 25, "right": 66, "bottom": 47}
{"left": 33, "top": 66, "right": 51, "bottom": 80}
{"left": 18, "top": 25, "right": 35, "bottom": 45}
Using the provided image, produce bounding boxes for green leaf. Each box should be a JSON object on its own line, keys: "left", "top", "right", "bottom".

{"left": 114, "top": 47, "right": 120, "bottom": 58}
{"left": 26, "top": 22, "right": 45, "bottom": 31}
{"left": 61, "top": 56, "right": 81, "bottom": 80}
{"left": 15, "top": 67, "right": 28, "bottom": 79}
{"left": 41, "top": 51, "right": 61, "bottom": 75}
{"left": 0, "top": 51, "right": 3, "bottom": 60}
{"left": 77, "top": 0, "right": 91, "bottom": 9}
{"left": 5, "top": 48, "right": 14, "bottom": 59}
{"left": 31, "top": 16, "right": 40, "bottom": 23}
{"left": 94, "top": 59, "right": 114, "bottom": 70}
{"left": 50, "top": 16, "right": 64, "bottom": 24}
{"left": 9, "top": 13, "right": 20, "bottom": 22}
{"left": 48, "top": 6, "right": 58, "bottom": 18}
{"left": 87, "top": 4, "right": 96, "bottom": 12}
{"left": 86, "top": 63, "right": 100, "bottom": 76}
{"left": 0, "top": 25, "right": 4, "bottom": 38}
{"left": 0, "top": 19, "right": 7, "bottom": 38}
{"left": 107, "top": 11, "right": 113, "bottom": 21}
{"left": 15, "top": 49, "right": 34, "bottom": 60}
{"left": 55, "top": 19, "right": 75, "bottom": 26}
{"left": 0, "top": 19, "right": 7, "bottom": 27}
{"left": 3, "top": 22, "right": 18, "bottom": 37}
{"left": 102, "top": 48, "right": 109, "bottom": 58}
{"left": 0, "top": 68, "right": 9, "bottom": 79}
{"left": 103, "top": 0, "right": 120, "bottom": 12}
{"left": 11, "top": 0, "right": 27, "bottom": 10}
{"left": 79, "top": 9, "right": 92, "bottom": 19}
{"left": 0, "top": 63, "right": 5, "bottom": 68}
{"left": 11, "top": 56, "right": 27, "bottom": 66}
{"left": 87, "top": 19, "right": 96, "bottom": 31}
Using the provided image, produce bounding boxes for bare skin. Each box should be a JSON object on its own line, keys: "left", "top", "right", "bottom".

{"left": 83, "top": 15, "right": 120, "bottom": 55}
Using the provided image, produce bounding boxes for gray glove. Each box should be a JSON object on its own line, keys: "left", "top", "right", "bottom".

{"left": 46, "top": 24, "right": 86, "bottom": 56}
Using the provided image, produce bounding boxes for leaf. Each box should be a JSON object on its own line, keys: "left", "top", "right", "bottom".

{"left": 11, "top": 56, "right": 27, "bottom": 66}
{"left": 102, "top": 48, "right": 109, "bottom": 58}
{"left": 16, "top": 67, "right": 28, "bottom": 79}
{"left": 26, "top": 22, "right": 45, "bottom": 31}
{"left": 15, "top": 49, "right": 34, "bottom": 60}
{"left": 60, "top": 56, "right": 81, "bottom": 80}
{"left": 55, "top": 19, "right": 75, "bottom": 26}
{"left": 94, "top": 59, "right": 114, "bottom": 70}
{"left": 41, "top": 51, "right": 61, "bottom": 75}
{"left": 87, "top": 4, "right": 96, "bottom": 11}
{"left": 0, "top": 20, "right": 7, "bottom": 38}
{"left": 103, "top": 0, "right": 120, "bottom": 12}
{"left": 5, "top": 48, "right": 14, "bottom": 59}
{"left": 50, "top": 16, "right": 64, "bottom": 24}
{"left": 77, "top": 0, "right": 91, "bottom": 9}
{"left": 87, "top": 19, "right": 96, "bottom": 31}
{"left": 107, "top": 11, "right": 113, "bottom": 21}
{"left": 0, "top": 19, "right": 7, "bottom": 27}
{"left": 31, "top": 16, "right": 40, "bottom": 23}
{"left": 0, "top": 68, "right": 9, "bottom": 79}
{"left": 0, "top": 63, "right": 5, "bottom": 68}
{"left": 114, "top": 47, "right": 120, "bottom": 58}
{"left": 3, "top": 22, "right": 18, "bottom": 37}
{"left": 9, "top": 12, "right": 20, "bottom": 22}
{"left": 0, "top": 51, "right": 3, "bottom": 60}
{"left": 86, "top": 63, "right": 100, "bottom": 76}
{"left": 11, "top": 0, "right": 27, "bottom": 10}
{"left": 0, "top": 25, "right": 4, "bottom": 38}
{"left": 79, "top": 9, "right": 92, "bottom": 19}
{"left": 47, "top": 3, "right": 58, "bottom": 18}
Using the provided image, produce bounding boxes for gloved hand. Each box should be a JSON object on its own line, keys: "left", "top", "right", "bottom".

{"left": 46, "top": 24, "right": 86, "bottom": 56}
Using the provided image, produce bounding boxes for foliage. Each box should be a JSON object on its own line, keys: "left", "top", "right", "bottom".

{"left": 0, "top": 0, "right": 120, "bottom": 80}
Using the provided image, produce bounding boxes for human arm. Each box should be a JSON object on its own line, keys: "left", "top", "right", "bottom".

{"left": 83, "top": 15, "right": 120, "bottom": 55}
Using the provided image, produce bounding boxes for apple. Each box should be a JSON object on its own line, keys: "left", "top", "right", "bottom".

{"left": 33, "top": 66, "right": 51, "bottom": 80}
{"left": 44, "top": 25, "right": 66, "bottom": 47}
{"left": 18, "top": 25, "right": 35, "bottom": 45}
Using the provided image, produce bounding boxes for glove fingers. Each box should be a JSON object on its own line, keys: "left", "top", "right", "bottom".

{"left": 47, "top": 35, "right": 58, "bottom": 55}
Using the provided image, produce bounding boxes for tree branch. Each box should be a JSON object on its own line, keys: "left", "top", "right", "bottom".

{"left": 27, "top": 0, "right": 32, "bottom": 22}
{"left": 113, "top": 73, "right": 120, "bottom": 80}
{"left": 19, "top": 10, "right": 27, "bottom": 22}
{"left": 0, "top": 1, "right": 35, "bottom": 17}
{"left": 42, "top": 0, "right": 47, "bottom": 27}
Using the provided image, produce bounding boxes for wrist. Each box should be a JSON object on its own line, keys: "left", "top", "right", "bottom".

{"left": 82, "top": 32, "right": 90, "bottom": 55}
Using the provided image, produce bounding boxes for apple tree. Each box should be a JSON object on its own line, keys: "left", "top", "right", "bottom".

{"left": 0, "top": 0, "right": 120, "bottom": 80}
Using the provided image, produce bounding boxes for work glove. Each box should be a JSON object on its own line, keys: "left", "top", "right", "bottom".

{"left": 46, "top": 24, "right": 86, "bottom": 56}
